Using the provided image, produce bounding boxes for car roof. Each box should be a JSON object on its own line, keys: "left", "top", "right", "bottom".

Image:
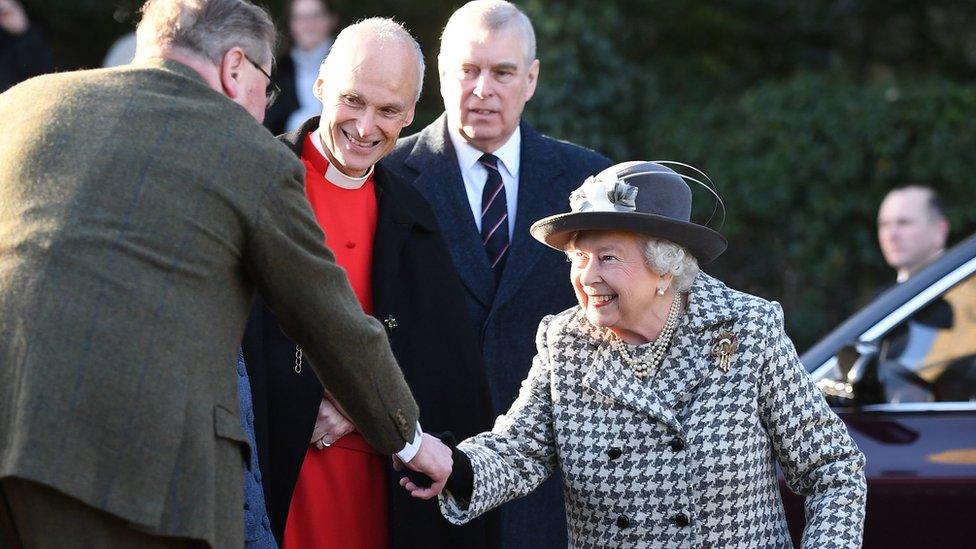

{"left": 800, "top": 232, "right": 976, "bottom": 372}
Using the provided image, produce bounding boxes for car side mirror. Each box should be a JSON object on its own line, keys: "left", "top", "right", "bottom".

{"left": 817, "top": 341, "right": 880, "bottom": 406}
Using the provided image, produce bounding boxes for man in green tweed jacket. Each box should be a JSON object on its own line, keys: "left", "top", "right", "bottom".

{"left": 0, "top": 0, "right": 451, "bottom": 546}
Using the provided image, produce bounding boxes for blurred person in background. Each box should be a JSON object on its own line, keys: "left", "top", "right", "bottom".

{"left": 0, "top": 0, "right": 53, "bottom": 92}
{"left": 103, "top": 31, "right": 137, "bottom": 67}
{"left": 878, "top": 184, "right": 949, "bottom": 283}
{"left": 263, "top": 0, "right": 336, "bottom": 135}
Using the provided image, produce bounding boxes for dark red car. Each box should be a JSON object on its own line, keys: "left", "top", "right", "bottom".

{"left": 782, "top": 233, "right": 976, "bottom": 548}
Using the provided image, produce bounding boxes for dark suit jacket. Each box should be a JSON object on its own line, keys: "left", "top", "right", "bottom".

{"left": 382, "top": 115, "right": 611, "bottom": 549}
{"left": 243, "top": 117, "right": 497, "bottom": 548}
{"left": 0, "top": 60, "right": 418, "bottom": 548}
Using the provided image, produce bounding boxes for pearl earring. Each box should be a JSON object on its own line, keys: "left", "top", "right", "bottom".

{"left": 656, "top": 287, "right": 666, "bottom": 296}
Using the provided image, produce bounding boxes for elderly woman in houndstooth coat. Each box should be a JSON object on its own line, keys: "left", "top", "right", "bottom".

{"left": 400, "top": 161, "right": 867, "bottom": 548}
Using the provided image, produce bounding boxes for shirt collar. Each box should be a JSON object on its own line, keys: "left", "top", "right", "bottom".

{"left": 309, "top": 128, "right": 373, "bottom": 189}
{"left": 447, "top": 124, "right": 521, "bottom": 177}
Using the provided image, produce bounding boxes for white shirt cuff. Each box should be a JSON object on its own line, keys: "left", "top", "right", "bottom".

{"left": 395, "top": 421, "right": 423, "bottom": 462}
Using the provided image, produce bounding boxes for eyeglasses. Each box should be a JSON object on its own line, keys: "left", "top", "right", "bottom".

{"left": 245, "top": 55, "right": 282, "bottom": 108}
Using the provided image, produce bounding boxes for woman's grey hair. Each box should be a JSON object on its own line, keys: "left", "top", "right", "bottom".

{"left": 440, "top": 0, "right": 536, "bottom": 63}
{"left": 642, "top": 237, "right": 700, "bottom": 292}
{"left": 136, "top": 0, "right": 276, "bottom": 66}
{"left": 320, "top": 18, "right": 426, "bottom": 103}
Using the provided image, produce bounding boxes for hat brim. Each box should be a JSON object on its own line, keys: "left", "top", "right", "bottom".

{"left": 530, "top": 211, "right": 728, "bottom": 265}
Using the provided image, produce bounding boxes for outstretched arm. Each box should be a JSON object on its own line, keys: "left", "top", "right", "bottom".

{"left": 759, "top": 303, "right": 867, "bottom": 549}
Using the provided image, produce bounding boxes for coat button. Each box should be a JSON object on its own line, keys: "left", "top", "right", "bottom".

{"left": 672, "top": 512, "right": 690, "bottom": 527}
{"left": 616, "top": 514, "right": 630, "bottom": 528}
{"left": 669, "top": 438, "right": 684, "bottom": 452}
{"left": 345, "top": 241, "right": 356, "bottom": 248}
{"left": 607, "top": 447, "right": 622, "bottom": 460}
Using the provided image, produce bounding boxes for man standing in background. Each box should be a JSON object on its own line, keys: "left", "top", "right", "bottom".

{"left": 0, "top": 0, "right": 54, "bottom": 91}
{"left": 264, "top": 0, "right": 337, "bottom": 135}
{"left": 878, "top": 184, "right": 950, "bottom": 283}
{"left": 382, "top": 1, "right": 611, "bottom": 547}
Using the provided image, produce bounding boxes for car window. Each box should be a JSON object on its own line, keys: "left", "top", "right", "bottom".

{"left": 865, "top": 273, "right": 976, "bottom": 404}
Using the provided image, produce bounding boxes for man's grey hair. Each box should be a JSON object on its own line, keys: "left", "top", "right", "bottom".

{"left": 642, "top": 237, "right": 700, "bottom": 292}
{"left": 319, "top": 17, "right": 425, "bottom": 103}
{"left": 440, "top": 0, "right": 536, "bottom": 63}
{"left": 136, "top": 0, "right": 276, "bottom": 66}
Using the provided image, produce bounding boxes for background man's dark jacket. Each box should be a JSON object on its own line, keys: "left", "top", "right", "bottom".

{"left": 244, "top": 117, "right": 498, "bottom": 548}
{"left": 382, "top": 115, "right": 612, "bottom": 549}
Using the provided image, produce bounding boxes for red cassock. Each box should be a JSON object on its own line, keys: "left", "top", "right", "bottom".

{"left": 282, "top": 134, "right": 388, "bottom": 549}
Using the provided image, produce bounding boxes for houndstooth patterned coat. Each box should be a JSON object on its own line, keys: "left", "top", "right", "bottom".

{"left": 439, "top": 273, "right": 866, "bottom": 548}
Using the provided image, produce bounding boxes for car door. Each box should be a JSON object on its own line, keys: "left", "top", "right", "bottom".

{"left": 792, "top": 256, "right": 976, "bottom": 548}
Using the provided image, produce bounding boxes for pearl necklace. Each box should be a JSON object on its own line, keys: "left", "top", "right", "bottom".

{"left": 611, "top": 292, "right": 684, "bottom": 378}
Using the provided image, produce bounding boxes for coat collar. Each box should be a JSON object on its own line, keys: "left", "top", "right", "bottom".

{"left": 580, "top": 273, "right": 738, "bottom": 431}
{"left": 492, "top": 122, "right": 566, "bottom": 310}
{"left": 280, "top": 116, "right": 434, "bottom": 231}
{"left": 402, "top": 115, "right": 497, "bottom": 308}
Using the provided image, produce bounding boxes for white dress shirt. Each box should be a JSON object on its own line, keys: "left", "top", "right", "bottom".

{"left": 447, "top": 126, "right": 521, "bottom": 240}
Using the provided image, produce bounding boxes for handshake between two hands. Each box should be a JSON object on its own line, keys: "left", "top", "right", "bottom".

{"left": 393, "top": 433, "right": 454, "bottom": 500}
{"left": 311, "top": 395, "right": 454, "bottom": 500}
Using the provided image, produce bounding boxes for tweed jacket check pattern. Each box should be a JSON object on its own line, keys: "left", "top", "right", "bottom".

{"left": 440, "top": 273, "right": 866, "bottom": 548}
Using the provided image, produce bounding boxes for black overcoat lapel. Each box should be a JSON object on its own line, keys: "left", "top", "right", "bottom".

{"left": 404, "top": 116, "right": 495, "bottom": 308}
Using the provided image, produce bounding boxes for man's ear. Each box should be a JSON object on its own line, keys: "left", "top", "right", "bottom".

{"left": 219, "top": 47, "right": 248, "bottom": 100}
{"left": 403, "top": 104, "right": 416, "bottom": 128}
{"left": 313, "top": 77, "right": 325, "bottom": 101}
{"left": 523, "top": 58, "right": 540, "bottom": 102}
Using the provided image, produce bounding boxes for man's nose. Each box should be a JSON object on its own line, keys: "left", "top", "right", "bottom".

{"left": 356, "top": 111, "right": 376, "bottom": 137}
{"left": 473, "top": 73, "right": 491, "bottom": 99}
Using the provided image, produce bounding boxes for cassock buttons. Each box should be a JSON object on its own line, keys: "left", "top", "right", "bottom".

{"left": 616, "top": 514, "right": 630, "bottom": 529}
{"left": 669, "top": 438, "right": 685, "bottom": 452}
{"left": 672, "top": 512, "right": 690, "bottom": 527}
{"left": 607, "top": 447, "right": 622, "bottom": 460}
{"left": 345, "top": 241, "right": 356, "bottom": 248}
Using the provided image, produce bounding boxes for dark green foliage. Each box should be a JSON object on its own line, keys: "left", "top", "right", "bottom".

{"left": 25, "top": 0, "right": 976, "bottom": 349}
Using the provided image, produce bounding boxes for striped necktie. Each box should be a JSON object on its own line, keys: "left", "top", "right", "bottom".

{"left": 479, "top": 153, "right": 508, "bottom": 280}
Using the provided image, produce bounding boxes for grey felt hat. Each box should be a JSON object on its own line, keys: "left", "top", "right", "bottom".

{"left": 529, "top": 161, "right": 728, "bottom": 264}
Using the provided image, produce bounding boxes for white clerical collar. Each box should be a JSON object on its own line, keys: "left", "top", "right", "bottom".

{"left": 448, "top": 124, "right": 521, "bottom": 177}
{"left": 310, "top": 128, "right": 373, "bottom": 189}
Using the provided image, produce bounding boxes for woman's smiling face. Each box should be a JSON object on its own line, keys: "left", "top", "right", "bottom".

{"left": 568, "top": 231, "right": 665, "bottom": 340}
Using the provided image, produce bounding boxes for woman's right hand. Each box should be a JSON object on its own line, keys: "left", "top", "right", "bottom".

{"left": 310, "top": 393, "right": 355, "bottom": 449}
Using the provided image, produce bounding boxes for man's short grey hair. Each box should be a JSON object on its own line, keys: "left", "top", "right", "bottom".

{"left": 440, "top": 0, "right": 536, "bottom": 63}
{"left": 642, "top": 238, "right": 700, "bottom": 292}
{"left": 136, "top": 0, "right": 276, "bottom": 66}
{"left": 319, "top": 17, "right": 425, "bottom": 103}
